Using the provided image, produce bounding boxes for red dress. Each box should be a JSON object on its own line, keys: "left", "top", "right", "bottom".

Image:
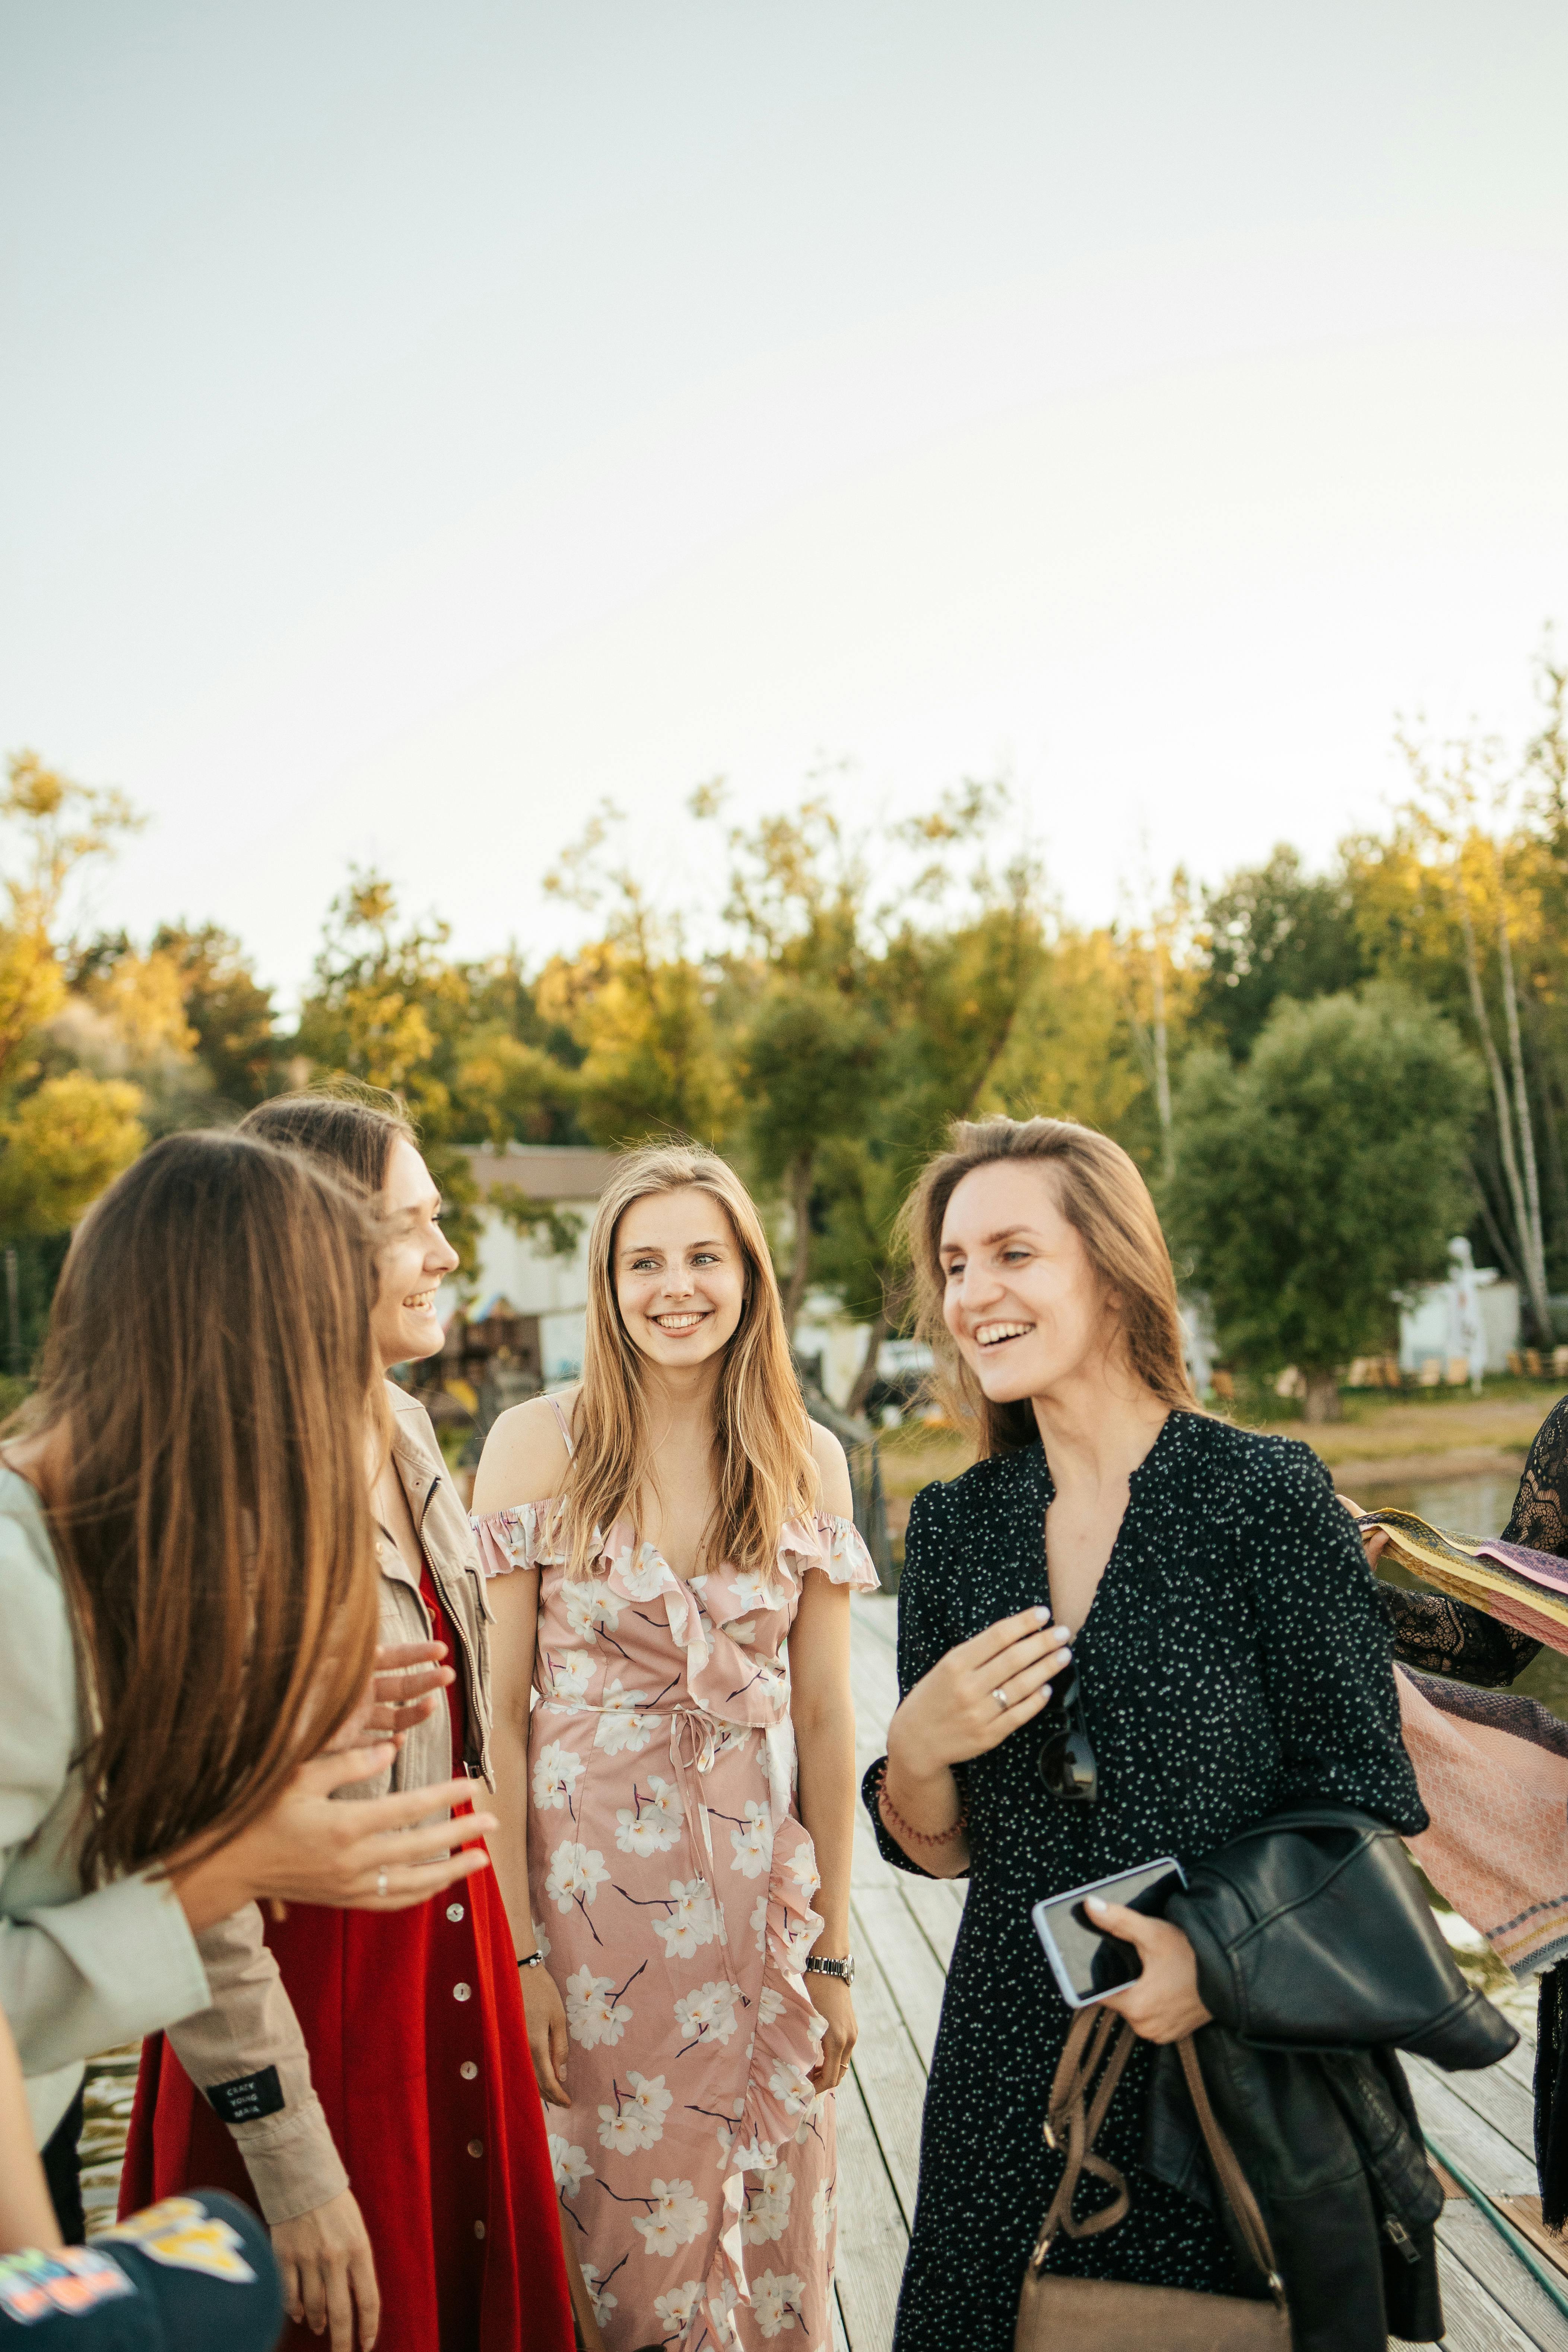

{"left": 122, "top": 1566, "right": 574, "bottom": 2352}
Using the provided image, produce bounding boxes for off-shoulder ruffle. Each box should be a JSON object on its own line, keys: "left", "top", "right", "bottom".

{"left": 472, "top": 1501, "right": 878, "bottom": 1591}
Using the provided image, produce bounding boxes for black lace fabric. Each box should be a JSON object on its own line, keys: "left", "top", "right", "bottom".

{"left": 1380, "top": 1396, "right": 1568, "bottom": 1686}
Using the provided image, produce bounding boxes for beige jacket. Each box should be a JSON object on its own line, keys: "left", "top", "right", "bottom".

{"left": 165, "top": 1384, "right": 495, "bottom": 2222}
{"left": 0, "top": 1468, "right": 212, "bottom": 2147}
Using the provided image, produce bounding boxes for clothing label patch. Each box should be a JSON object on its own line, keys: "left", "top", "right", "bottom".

{"left": 0, "top": 2247, "right": 136, "bottom": 2327}
{"left": 101, "top": 2197, "right": 256, "bottom": 2284}
{"left": 203, "top": 2063, "right": 285, "bottom": 2125}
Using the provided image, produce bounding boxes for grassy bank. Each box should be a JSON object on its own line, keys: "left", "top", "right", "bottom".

{"left": 875, "top": 1377, "right": 1568, "bottom": 1539}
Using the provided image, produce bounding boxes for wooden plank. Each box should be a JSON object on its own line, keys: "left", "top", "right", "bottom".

{"left": 852, "top": 1886, "right": 949, "bottom": 2072}
{"left": 1502, "top": 2196, "right": 1568, "bottom": 2282}
{"left": 1407, "top": 2056, "right": 1540, "bottom": 2197}
{"left": 846, "top": 1938, "right": 930, "bottom": 2222}
{"left": 1417, "top": 2235, "right": 1545, "bottom": 2351}
{"left": 1437, "top": 2202, "right": 1568, "bottom": 2352}
{"left": 831, "top": 2067, "right": 907, "bottom": 2352}
{"left": 1500, "top": 2033, "right": 1542, "bottom": 2098}
{"left": 1439, "top": 2056, "right": 1539, "bottom": 2161}
{"left": 831, "top": 2282, "right": 852, "bottom": 2352}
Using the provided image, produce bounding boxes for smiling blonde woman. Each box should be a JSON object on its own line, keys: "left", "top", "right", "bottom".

{"left": 472, "top": 1143, "right": 876, "bottom": 2352}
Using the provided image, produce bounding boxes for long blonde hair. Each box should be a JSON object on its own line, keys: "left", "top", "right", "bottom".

{"left": 900, "top": 1115, "right": 1200, "bottom": 1459}
{"left": 558, "top": 1143, "right": 818, "bottom": 1575}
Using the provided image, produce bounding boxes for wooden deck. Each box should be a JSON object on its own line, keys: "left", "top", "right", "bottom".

{"left": 839, "top": 1591, "right": 1568, "bottom": 2352}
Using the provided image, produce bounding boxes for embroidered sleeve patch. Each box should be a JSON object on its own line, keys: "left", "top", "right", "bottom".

{"left": 0, "top": 2246, "right": 137, "bottom": 2326}
{"left": 203, "top": 2064, "right": 285, "bottom": 2125}
{"left": 101, "top": 2196, "right": 256, "bottom": 2284}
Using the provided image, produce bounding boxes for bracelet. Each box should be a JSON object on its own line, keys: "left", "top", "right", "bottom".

{"left": 518, "top": 1951, "right": 545, "bottom": 1968}
{"left": 872, "top": 1757, "right": 967, "bottom": 1847}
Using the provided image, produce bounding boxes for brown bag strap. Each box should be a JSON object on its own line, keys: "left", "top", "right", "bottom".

{"left": 1176, "top": 2037, "right": 1286, "bottom": 2305}
{"left": 1027, "top": 2015, "right": 1287, "bottom": 2312}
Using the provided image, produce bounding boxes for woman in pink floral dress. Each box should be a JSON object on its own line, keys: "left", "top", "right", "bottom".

{"left": 472, "top": 1145, "right": 876, "bottom": 2352}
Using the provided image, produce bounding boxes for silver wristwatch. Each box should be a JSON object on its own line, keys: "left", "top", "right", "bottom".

{"left": 803, "top": 1953, "right": 855, "bottom": 1985}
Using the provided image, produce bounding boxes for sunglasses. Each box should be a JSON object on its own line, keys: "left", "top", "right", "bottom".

{"left": 1038, "top": 1669, "right": 1098, "bottom": 1803}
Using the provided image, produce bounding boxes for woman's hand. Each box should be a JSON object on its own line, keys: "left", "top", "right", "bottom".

{"left": 521, "top": 1964, "right": 572, "bottom": 2107}
{"left": 806, "top": 1972, "right": 857, "bottom": 2092}
{"left": 1337, "top": 1493, "right": 1390, "bottom": 1570}
{"left": 171, "top": 1746, "right": 498, "bottom": 1932}
{"left": 1087, "top": 1898, "right": 1212, "bottom": 2044}
{"left": 321, "top": 1642, "right": 454, "bottom": 1753}
{"left": 273, "top": 2188, "right": 379, "bottom": 2351}
{"left": 888, "top": 1606, "right": 1073, "bottom": 1776}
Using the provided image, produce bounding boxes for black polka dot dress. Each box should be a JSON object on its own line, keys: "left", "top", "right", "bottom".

{"left": 865, "top": 1410, "right": 1426, "bottom": 2352}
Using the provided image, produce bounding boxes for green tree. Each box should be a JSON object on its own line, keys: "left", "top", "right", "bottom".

{"left": 1193, "top": 845, "right": 1367, "bottom": 1060}
{"left": 1166, "top": 988, "right": 1484, "bottom": 1421}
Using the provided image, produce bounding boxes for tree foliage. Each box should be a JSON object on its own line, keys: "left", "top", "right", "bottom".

{"left": 1166, "top": 989, "right": 1483, "bottom": 1415}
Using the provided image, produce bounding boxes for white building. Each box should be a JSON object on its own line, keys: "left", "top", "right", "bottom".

{"left": 1398, "top": 1239, "right": 1520, "bottom": 1380}
{"left": 437, "top": 1143, "right": 615, "bottom": 1388}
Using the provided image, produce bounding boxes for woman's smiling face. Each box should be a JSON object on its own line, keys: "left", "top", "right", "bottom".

{"left": 372, "top": 1137, "right": 460, "bottom": 1371}
{"left": 939, "top": 1159, "right": 1115, "bottom": 1402}
{"left": 614, "top": 1185, "right": 747, "bottom": 1369}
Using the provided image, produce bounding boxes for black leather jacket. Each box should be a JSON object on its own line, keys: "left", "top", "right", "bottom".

{"left": 1143, "top": 1805, "right": 1517, "bottom": 2352}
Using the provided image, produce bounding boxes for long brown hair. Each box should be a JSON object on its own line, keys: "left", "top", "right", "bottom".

{"left": 239, "top": 1086, "right": 414, "bottom": 1198}
{"left": 559, "top": 1144, "right": 818, "bottom": 1576}
{"left": 14, "top": 1131, "right": 383, "bottom": 1882}
{"left": 900, "top": 1115, "right": 1200, "bottom": 1459}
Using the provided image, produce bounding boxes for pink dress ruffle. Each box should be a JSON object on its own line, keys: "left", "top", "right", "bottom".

{"left": 473, "top": 1501, "right": 877, "bottom": 2352}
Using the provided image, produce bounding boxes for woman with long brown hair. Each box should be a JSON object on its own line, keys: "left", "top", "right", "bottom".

{"left": 122, "top": 1094, "right": 576, "bottom": 2352}
{"left": 472, "top": 1142, "right": 877, "bottom": 2352}
{"left": 864, "top": 1116, "right": 1423, "bottom": 2352}
{"left": 0, "top": 1133, "right": 494, "bottom": 2187}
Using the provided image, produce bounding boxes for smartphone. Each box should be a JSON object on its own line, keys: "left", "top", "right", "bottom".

{"left": 1031, "top": 1857, "right": 1187, "bottom": 2010}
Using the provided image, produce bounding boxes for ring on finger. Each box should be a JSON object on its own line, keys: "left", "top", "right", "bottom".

{"left": 991, "top": 1684, "right": 1011, "bottom": 1711}
{"left": 376, "top": 1868, "right": 389, "bottom": 1899}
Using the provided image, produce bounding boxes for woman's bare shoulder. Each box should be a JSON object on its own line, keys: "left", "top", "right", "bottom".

{"left": 807, "top": 1418, "right": 854, "bottom": 1518}
{"left": 472, "top": 1386, "right": 580, "bottom": 1515}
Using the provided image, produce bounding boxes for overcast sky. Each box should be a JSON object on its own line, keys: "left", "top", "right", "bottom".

{"left": 3, "top": 2, "right": 1566, "bottom": 996}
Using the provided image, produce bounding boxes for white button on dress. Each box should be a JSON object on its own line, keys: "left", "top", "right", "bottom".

{"left": 460, "top": 2061, "right": 478, "bottom": 2081}
{"left": 453, "top": 1982, "right": 472, "bottom": 2003}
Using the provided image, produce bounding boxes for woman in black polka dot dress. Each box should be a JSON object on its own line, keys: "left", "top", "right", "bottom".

{"left": 864, "top": 1117, "right": 1425, "bottom": 2352}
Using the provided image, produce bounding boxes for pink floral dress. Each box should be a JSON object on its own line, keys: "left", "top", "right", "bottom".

{"left": 472, "top": 1498, "right": 877, "bottom": 2352}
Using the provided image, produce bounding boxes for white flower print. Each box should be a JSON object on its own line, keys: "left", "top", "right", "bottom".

{"left": 725, "top": 1618, "right": 757, "bottom": 1647}
{"left": 653, "top": 2279, "right": 706, "bottom": 2334}
{"left": 532, "top": 1740, "right": 584, "bottom": 1812}
{"left": 812, "top": 2177, "right": 835, "bottom": 2250}
{"left": 750, "top": 1892, "right": 769, "bottom": 1954}
{"left": 615, "top": 1775, "right": 683, "bottom": 1856}
{"left": 565, "top": 1965, "right": 633, "bottom": 2050}
{"left": 580, "top": 2263, "right": 618, "bottom": 2326}
{"left": 730, "top": 1566, "right": 789, "bottom": 1614}
{"left": 632, "top": 2177, "right": 709, "bottom": 2257}
{"left": 618, "top": 1543, "right": 672, "bottom": 1601}
{"left": 768, "top": 2056, "right": 816, "bottom": 2114}
{"left": 546, "top": 1649, "right": 594, "bottom": 1703}
{"left": 757, "top": 1985, "right": 786, "bottom": 2027}
{"left": 654, "top": 1876, "right": 719, "bottom": 1960}
{"left": 594, "top": 1679, "right": 659, "bottom": 1756}
{"left": 547, "top": 2134, "right": 593, "bottom": 2194}
{"left": 563, "top": 1575, "right": 621, "bottom": 1644}
{"left": 544, "top": 1839, "right": 609, "bottom": 1912}
{"left": 752, "top": 2270, "right": 807, "bottom": 2339}
{"left": 713, "top": 2118, "right": 735, "bottom": 2172}
{"left": 531, "top": 1916, "right": 552, "bottom": 1960}
{"left": 706, "top": 2278, "right": 741, "bottom": 2343}
{"left": 596, "top": 2069, "right": 673, "bottom": 2154}
{"left": 780, "top": 1912, "right": 817, "bottom": 1967}
{"left": 673, "top": 1978, "right": 742, "bottom": 2048}
{"left": 729, "top": 1799, "right": 773, "bottom": 1880}
{"left": 783, "top": 1844, "right": 820, "bottom": 1896}
{"left": 742, "top": 2164, "right": 794, "bottom": 2245}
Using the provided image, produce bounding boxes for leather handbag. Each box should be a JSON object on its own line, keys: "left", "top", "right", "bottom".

{"left": 1015, "top": 2007, "right": 1292, "bottom": 2351}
